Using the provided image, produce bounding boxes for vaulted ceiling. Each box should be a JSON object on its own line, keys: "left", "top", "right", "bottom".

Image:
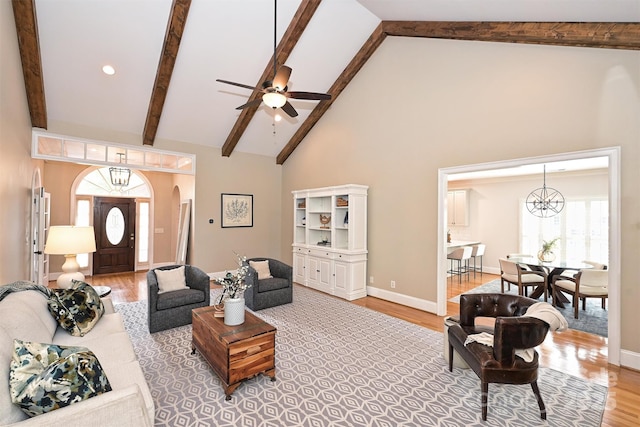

{"left": 12, "top": 0, "right": 640, "bottom": 164}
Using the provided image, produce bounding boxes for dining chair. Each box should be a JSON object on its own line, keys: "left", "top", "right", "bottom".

{"left": 447, "top": 246, "right": 473, "bottom": 283}
{"left": 552, "top": 269, "right": 608, "bottom": 319}
{"left": 498, "top": 258, "right": 548, "bottom": 301}
{"left": 470, "top": 244, "right": 486, "bottom": 278}
{"left": 582, "top": 260, "right": 607, "bottom": 270}
{"left": 556, "top": 259, "right": 607, "bottom": 279}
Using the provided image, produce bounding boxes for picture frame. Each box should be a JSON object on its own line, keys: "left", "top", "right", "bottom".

{"left": 221, "top": 193, "right": 253, "bottom": 228}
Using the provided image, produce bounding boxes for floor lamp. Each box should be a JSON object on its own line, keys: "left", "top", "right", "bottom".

{"left": 44, "top": 226, "right": 97, "bottom": 289}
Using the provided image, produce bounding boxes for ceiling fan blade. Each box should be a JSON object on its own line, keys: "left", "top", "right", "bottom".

{"left": 287, "top": 91, "right": 331, "bottom": 101}
{"left": 281, "top": 101, "right": 298, "bottom": 118}
{"left": 216, "top": 79, "right": 257, "bottom": 91}
{"left": 235, "top": 98, "right": 264, "bottom": 110}
{"left": 272, "top": 65, "right": 292, "bottom": 90}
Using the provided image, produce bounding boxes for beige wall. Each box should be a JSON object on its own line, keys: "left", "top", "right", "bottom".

{"left": 0, "top": 0, "right": 42, "bottom": 283}
{"left": 43, "top": 123, "right": 283, "bottom": 274}
{"left": 281, "top": 37, "right": 639, "bottom": 352}
{"left": 41, "top": 162, "right": 178, "bottom": 271}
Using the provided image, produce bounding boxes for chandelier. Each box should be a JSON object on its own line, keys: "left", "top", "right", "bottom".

{"left": 109, "top": 153, "right": 131, "bottom": 190}
{"left": 526, "top": 165, "right": 565, "bottom": 218}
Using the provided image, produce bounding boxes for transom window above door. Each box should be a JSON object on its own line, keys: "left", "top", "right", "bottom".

{"left": 76, "top": 168, "right": 150, "bottom": 197}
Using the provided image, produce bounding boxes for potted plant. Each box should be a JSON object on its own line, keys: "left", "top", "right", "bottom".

{"left": 215, "top": 253, "right": 251, "bottom": 325}
{"left": 538, "top": 238, "right": 559, "bottom": 262}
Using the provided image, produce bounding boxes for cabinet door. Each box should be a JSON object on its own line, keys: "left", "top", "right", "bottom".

{"left": 447, "top": 190, "right": 469, "bottom": 226}
{"left": 446, "top": 191, "right": 456, "bottom": 225}
{"left": 307, "top": 256, "right": 320, "bottom": 287}
{"left": 318, "top": 258, "right": 332, "bottom": 292}
{"left": 334, "top": 260, "right": 348, "bottom": 293}
{"left": 293, "top": 252, "right": 306, "bottom": 285}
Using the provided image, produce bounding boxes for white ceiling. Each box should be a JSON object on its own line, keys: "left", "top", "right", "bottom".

{"left": 32, "top": 0, "right": 640, "bottom": 159}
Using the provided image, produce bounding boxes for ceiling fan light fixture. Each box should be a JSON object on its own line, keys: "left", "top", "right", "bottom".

{"left": 262, "top": 92, "right": 287, "bottom": 109}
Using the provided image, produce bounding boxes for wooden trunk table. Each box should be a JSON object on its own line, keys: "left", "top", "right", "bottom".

{"left": 191, "top": 306, "right": 276, "bottom": 400}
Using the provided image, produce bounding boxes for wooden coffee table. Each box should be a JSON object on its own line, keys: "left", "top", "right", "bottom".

{"left": 191, "top": 306, "right": 276, "bottom": 400}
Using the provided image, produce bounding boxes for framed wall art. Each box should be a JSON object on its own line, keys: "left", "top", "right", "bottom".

{"left": 221, "top": 193, "right": 253, "bottom": 228}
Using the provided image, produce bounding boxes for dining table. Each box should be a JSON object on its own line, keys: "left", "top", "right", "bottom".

{"left": 508, "top": 256, "right": 593, "bottom": 307}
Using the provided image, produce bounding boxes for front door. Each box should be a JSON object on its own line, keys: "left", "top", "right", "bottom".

{"left": 93, "top": 197, "right": 135, "bottom": 275}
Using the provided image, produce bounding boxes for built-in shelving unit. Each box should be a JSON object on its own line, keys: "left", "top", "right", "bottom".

{"left": 292, "top": 184, "right": 368, "bottom": 301}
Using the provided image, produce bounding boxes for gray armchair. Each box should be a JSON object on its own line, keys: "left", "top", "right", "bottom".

{"left": 147, "top": 265, "right": 210, "bottom": 333}
{"left": 243, "top": 258, "right": 293, "bottom": 311}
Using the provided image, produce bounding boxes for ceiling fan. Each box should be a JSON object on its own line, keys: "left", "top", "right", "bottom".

{"left": 216, "top": 0, "right": 331, "bottom": 118}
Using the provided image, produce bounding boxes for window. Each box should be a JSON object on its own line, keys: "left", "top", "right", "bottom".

{"left": 76, "top": 167, "right": 150, "bottom": 197}
{"left": 520, "top": 197, "right": 608, "bottom": 263}
{"left": 138, "top": 202, "right": 149, "bottom": 263}
{"left": 75, "top": 199, "right": 91, "bottom": 268}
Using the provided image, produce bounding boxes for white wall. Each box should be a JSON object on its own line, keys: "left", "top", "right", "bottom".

{"left": 449, "top": 169, "right": 609, "bottom": 274}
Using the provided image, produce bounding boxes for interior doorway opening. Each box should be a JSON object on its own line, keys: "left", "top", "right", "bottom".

{"left": 437, "top": 147, "right": 621, "bottom": 366}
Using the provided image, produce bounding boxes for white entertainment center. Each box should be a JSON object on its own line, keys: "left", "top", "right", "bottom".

{"left": 292, "top": 184, "right": 368, "bottom": 301}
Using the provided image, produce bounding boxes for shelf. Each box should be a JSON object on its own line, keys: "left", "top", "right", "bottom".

{"left": 292, "top": 185, "right": 368, "bottom": 301}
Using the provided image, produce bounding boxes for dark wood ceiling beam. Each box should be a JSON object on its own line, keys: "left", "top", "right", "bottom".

{"left": 143, "top": 0, "right": 192, "bottom": 146}
{"left": 12, "top": 0, "right": 47, "bottom": 129}
{"left": 276, "top": 21, "right": 640, "bottom": 163}
{"left": 221, "top": 0, "right": 322, "bottom": 157}
{"left": 382, "top": 21, "right": 640, "bottom": 50}
{"left": 277, "top": 23, "right": 386, "bottom": 165}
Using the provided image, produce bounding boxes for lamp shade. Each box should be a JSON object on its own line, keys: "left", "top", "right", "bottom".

{"left": 45, "top": 226, "right": 97, "bottom": 255}
{"left": 262, "top": 92, "right": 287, "bottom": 109}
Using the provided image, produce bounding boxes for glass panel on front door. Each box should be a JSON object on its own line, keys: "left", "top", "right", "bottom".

{"left": 106, "top": 207, "right": 125, "bottom": 245}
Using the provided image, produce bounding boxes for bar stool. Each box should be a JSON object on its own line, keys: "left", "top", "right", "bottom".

{"left": 470, "top": 244, "right": 486, "bottom": 278}
{"left": 447, "top": 246, "right": 473, "bottom": 283}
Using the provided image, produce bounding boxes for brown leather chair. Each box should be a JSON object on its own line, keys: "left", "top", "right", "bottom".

{"left": 447, "top": 293, "right": 550, "bottom": 421}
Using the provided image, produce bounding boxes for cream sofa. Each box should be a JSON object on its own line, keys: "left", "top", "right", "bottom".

{"left": 0, "top": 290, "right": 154, "bottom": 427}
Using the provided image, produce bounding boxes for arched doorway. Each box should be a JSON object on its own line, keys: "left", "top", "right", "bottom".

{"left": 72, "top": 166, "right": 153, "bottom": 274}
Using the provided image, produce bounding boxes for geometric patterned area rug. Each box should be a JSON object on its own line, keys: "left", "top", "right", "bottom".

{"left": 449, "top": 279, "right": 609, "bottom": 337}
{"left": 115, "top": 285, "right": 607, "bottom": 426}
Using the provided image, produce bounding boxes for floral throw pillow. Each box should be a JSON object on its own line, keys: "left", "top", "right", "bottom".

{"left": 9, "top": 339, "right": 112, "bottom": 417}
{"left": 47, "top": 280, "right": 104, "bottom": 337}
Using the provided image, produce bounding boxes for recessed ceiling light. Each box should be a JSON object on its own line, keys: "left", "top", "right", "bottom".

{"left": 102, "top": 65, "right": 116, "bottom": 75}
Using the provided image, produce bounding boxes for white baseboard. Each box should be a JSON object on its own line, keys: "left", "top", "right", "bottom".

{"left": 620, "top": 349, "right": 640, "bottom": 371}
{"left": 366, "top": 286, "right": 437, "bottom": 314}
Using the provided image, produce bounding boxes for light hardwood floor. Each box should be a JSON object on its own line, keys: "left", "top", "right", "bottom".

{"left": 80, "top": 271, "right": 640, "bottom": 426}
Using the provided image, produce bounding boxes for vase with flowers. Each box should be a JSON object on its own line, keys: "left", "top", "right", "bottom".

{"left": 215, "top": 252, "right": 251, "bottom": 325}
{"left": 538, "top": 238, "right": 559, "bottom": 263}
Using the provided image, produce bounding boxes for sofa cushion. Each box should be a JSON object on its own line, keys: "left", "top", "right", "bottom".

{"left": 48, "top": 281, "right": 105, "bottom": 337}
{"left": 257, "top": 277, "right": 290, "bottom": 293}
{"left": 54, "top": 330, "right": 137, "bottom": 367}
{"left": 9, "top": 339, "right": 112, "bottom": 417}
{"left": 157, "top": 288, "right": 205, "bottom": 310}
{"left": 0, "top": 291, "right": 60, "bottom": 424}
{"left": 155, "top": 265, "right": 188, "bottom": 294}
{"left": 103, "top": 360, "right": 155, "bottom": 422}
{"left": 250, "top": 260, "right": 273, "bottom": 280}
{"left": 0, "top": 291, "right": 58, "bottom": 343}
